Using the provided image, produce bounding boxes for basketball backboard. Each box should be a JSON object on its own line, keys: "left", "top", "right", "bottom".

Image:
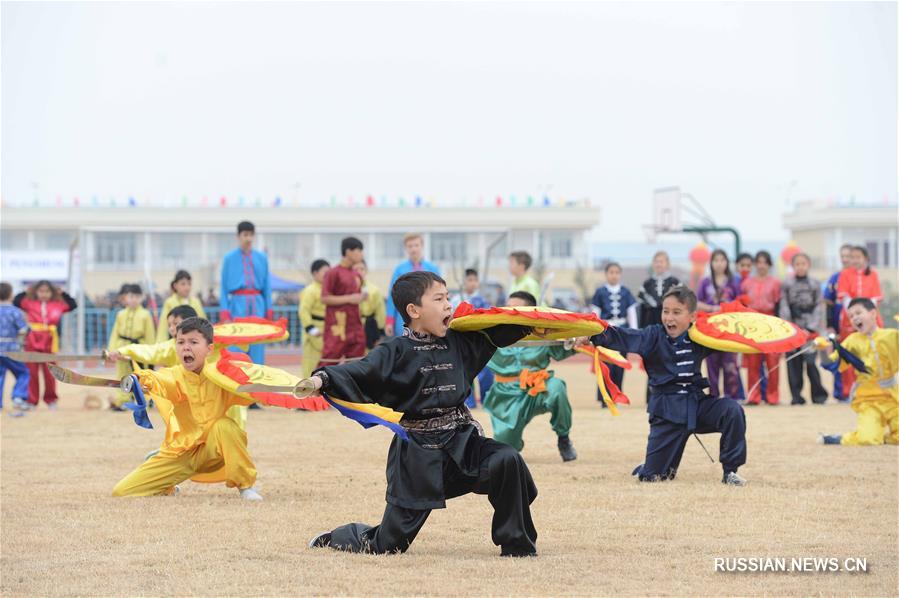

{"left": 653, "top": 186, "right": 682, "bottom": 231}
{"left": 643, "top": 186, "right": 683, "bottom": 243}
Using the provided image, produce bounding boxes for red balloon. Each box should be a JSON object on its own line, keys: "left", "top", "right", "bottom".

{"left": 780, "top": 242, "right": 801, "bottom": 263}
{"left": 689, "top": 242, "right": 711, "bottom": 265}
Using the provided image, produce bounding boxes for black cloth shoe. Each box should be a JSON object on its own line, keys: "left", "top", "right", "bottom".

{"left": 818, "top": 434, "right": 842, "bottom": 445}
{"left": 557, "top": 436, "right": 577, "bottom": 462}
{"left": 501, "top": 548, "right": 538, "bottom": 557}
{"left": 248, "top": 402, "right": 263, "bottom": 410}
{"left": 308, "top": 531, "right": 332, "bottom": 548}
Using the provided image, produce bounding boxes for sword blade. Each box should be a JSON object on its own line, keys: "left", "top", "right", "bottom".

{"left": 1, "top": 351, "right": 100, "bottom": 363}
{"left": 48, "top": 364, "right": 122, "bottom": 388}
{"left": 236, "top": 383, "right": 298, "bottom": 394}
{"left": 237, "top": 379, "right": 318, "bottom": 398}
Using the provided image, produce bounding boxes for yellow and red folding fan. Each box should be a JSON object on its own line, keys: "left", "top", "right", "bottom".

{"left": 450, "top": 302, "right": 606, "bottom": 341}
{"left": 689, "top": 302, "right": 808, "bottom": 354}
{"left": 213, "top": 316, "right": 289, "bottom": 346}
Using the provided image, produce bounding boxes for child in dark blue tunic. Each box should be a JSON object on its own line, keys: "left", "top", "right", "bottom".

{"left": 590, "top": 286, "right": 748, "bottom": 485}
{"left": 590, "top": 262, "right": 638, "bottom": 405}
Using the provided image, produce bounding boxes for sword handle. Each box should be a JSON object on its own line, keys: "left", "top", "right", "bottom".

{"left": 293, "top": 379, "right": 317, "bottom": 399}
{"left": 120, "top": 375, "right": 135, "bottom": 393}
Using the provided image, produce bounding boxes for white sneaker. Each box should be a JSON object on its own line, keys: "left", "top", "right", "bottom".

{"left": 12, "top": 398, "right": 31, "bottom": 411}
{"left": 722, "top": 472, "right": 747, "bottom": 486}
{"left": 239, "top": 487, "right": 263, "bottom": 501}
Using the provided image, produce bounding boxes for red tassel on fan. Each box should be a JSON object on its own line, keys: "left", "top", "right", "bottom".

{"left": 598, "top": 360, "right": 630, "bottom": 405}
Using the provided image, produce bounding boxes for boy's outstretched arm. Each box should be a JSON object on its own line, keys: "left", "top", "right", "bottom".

{"left": 312, "top": 343, "right": 398, "bottom": 406}
{"left": 590, "top": 325, "right": 651, "bottom": 356}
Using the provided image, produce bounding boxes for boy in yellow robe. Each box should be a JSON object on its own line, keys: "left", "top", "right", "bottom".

{"left": 819, "top": 298, "right": 898, "bottom": 446}
{"left": 299, "top": 259, "right": 329, "bottom": 377}
{"left": 354, "top": 259, "right": 386, "bottom": 351}
{"left": 107, "top": 304, "right": 246, "bottom": 435}
{"left": 156, "top": 270, "right": 206, "bottom": 341}
{"left": 111, "top": 317, "right": 262, "bottom": 500}
{"left": 108, "top": 284, "right": 156, "bottom": 409}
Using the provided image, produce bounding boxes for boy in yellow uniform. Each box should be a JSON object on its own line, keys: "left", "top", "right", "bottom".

{"left": 107, "top": 305, "right": 198, "bottom": 367}
{"left": 354, "top": 259, "right": 386, "bottom": 351}
{"left": 108, "top": 284, "right": 156, "bottom": 409}
{"left": 819, "top": 298, "right": 898, "bottom": 446}
{"left": 108, "top": 305, "right": 247, "bottom": 432}
{"left": 299, "top": 259, "right": 329, "bottom": 378}
{"left": 112, "top": 317, "right": 262, "bottom": 500}
{"left": 156, "top": 270, "right": 206, "bottom": 341}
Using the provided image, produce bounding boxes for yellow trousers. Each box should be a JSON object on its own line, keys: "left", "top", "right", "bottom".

{"left": 841, "top": 399, "right": 899, "bottom": 446}
{"left": 301, "top": 334, "right": 323, "bottom": 379}
{"left": 112, "top": 418, "right": 257, "bottom": 496}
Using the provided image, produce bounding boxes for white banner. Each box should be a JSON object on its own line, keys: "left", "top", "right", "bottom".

{"left": 0, "top": 250, "right": 70, "bottom": 282}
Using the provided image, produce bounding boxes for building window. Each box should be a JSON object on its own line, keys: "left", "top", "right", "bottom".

{"left": 547, "top": 232, "right": 573, "bottom": 259}
{"left": 156, "top": 233, "right": 187, "bottom": 268}
{"left": 34, "top": 230, "right": 75, "bottom": 250}
{"left": 864, "top": 241, "right": 880, "bottom": 267}
{"left": 320, "top": 233, "right": 351, "bottom": 263}
{"left": 0, "top": 230, "right": 29, "bottom": 250}
{"left": 510, "top": 230, "right": 534, "bottom": 255}
{"left": 94, "top": 233, "right": 136, "bottom": 266}
{"left": 266, "top": 234, "right": 314, "bottom": 270}
{"left": 376, "top": 234, "right": 407, "bottom": 262}
{"left": 431, "top": 233, "right": 468, "bottom": 263}
{"left": 209, "top": 234, "right": 235, "bottom": 263}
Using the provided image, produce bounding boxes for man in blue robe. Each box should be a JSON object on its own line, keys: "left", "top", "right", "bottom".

{"left": 385, "top": 233, "right": 441, "bottom": 337}
{"left": 219, "top": 221, "right": 272, "bottom": 364}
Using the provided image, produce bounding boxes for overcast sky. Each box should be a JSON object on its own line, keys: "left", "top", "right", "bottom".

{"left": 2, "top": 1, "right": 896, "bottom": 241}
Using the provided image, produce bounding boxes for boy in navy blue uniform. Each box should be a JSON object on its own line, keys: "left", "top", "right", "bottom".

{"left": 590, "top": 286, "right": 748, "bottom": 485}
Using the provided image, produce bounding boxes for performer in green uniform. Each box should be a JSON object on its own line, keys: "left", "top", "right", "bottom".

{"left": 483, "top": 291, "right": 580, "bottom": 462}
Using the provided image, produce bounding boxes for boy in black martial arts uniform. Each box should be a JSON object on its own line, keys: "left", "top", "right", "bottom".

{"left": 307, "top": 271, "right": 539, "bottom": 556}
{"left": 590, "top": 286, "right": 748, "bottom": 485}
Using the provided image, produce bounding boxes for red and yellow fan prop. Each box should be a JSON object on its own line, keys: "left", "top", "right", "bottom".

{"left": 450, "top": 302, "right": 606, "bottom": 341}
{"left": 213, "top": 316, "right": 290, "bottom": 346}
{"left": 689, "top": 302, "right": 808, "bottom": 353}
{"left": 207, "top": 350, "right": 329, "bottom": 411}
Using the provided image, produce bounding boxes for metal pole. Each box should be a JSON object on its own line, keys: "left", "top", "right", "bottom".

{"left": 76, "top": 228, "right": 86, "bottom": 355}
{"left": 682, "top": 226, "right": 741, "bottom": 257}
{"left": 483, "top": 231, "right": 508, "bottom": 284}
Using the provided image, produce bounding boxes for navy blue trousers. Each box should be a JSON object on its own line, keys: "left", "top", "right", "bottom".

{"left": 0, "top": 356, "right": 30, "bottom": 407}
{"left": 636, "top": 397, "right": 746, "bottom": 481}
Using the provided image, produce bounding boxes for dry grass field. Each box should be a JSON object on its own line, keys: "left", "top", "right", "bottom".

{"left": 2, "top": 358, "right": 896, "bottom": 596}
